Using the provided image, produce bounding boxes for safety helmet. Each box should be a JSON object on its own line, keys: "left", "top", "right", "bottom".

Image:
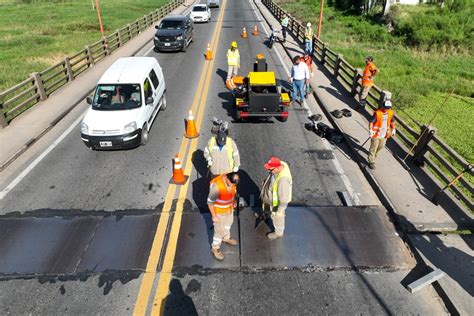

{"left": 231, "top": 41, "right": 238, "bottom": 48}
{"left": 384, "top": 100, "right": 392, "bottom": 108}
{"left": 307, "top": 22, "right": 312, "bottom": 28}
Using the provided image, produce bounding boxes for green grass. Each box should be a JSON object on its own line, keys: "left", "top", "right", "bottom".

{"left": 277, "top": 0, "right": 474, "bottom": 164}
{"left": 0, "top": 0, "right": 169, "bottom": 91}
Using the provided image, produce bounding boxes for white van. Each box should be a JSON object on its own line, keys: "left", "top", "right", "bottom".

{"left": 81, "top": 57, "right": 166, "bottom": 150}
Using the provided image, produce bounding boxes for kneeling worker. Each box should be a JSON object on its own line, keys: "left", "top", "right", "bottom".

{"left": 204, "top": 130, "right": 240, "bottom": 178}
{"left": 260, "top": 156, "right": 293, "bottom": 240}
{"left": 208, "top": 172, "right": 239, "bottom": 261}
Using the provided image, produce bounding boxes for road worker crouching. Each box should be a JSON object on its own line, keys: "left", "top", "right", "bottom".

{"left": 204, "top": 129, "right": 240, "bottom": 178}
{"left": 260, "top": 156, "right": 293, "bottom": 240}
{"left": 208, "top": 172, "right": 239, "bottom": 261}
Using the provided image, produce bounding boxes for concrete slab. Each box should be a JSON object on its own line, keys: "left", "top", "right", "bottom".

{"left": 240, "top": 206, "right": 415, "bottom": 269}
{"left": 173, "top": 212, "right": 240, "bottom": 270}
{"left": 408, "top": 234, "right": 474, "bottom": 315}
{"left": 0, "top": 214, "right": 159, "bottom": 275}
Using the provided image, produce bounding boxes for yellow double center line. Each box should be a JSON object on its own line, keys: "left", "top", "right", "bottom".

{"left": 133, "top": 0, "right": 228, "bottom": 314}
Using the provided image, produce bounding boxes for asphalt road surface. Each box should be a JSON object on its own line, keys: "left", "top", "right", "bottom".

{"left": 0, "top": 0, "right": 448, "bottom": 314}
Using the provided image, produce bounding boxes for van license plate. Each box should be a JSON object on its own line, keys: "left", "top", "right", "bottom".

{"left": 99, "top": 141, "right": 112, "bottom": 147}
{"left": 164, "top": 43, "right": 171, "bottom": 46}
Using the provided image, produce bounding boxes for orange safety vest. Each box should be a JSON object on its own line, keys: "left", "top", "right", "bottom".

{"left": 371, "top": 109, "right": 395, "bottom": 139}
{"left": 210, "top": 175, "right": 237, "bottom": 214}
{"left": 362, "top": 62, "right": 377, "bottom": 87}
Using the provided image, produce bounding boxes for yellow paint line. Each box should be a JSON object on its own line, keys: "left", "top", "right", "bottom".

{"left": 133, "top": 0, "right": 228, "bottom": 314}
{"left": 149, "top": 0, "right": 228, "bottom": 313}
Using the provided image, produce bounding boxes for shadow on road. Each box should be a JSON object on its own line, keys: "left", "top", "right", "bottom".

{"left": 162, "top": 278, "right": 198, "bottom": 316}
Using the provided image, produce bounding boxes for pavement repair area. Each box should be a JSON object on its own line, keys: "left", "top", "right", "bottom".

{"left": 0, "top": 0, "right": 461, "bottom": 314}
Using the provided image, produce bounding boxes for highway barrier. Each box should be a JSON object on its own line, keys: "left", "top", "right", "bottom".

{"left": 0, "top": 0, "right": 184, "bottom": 128}
{"left": 262, "top": 0, "right": 473, "bottom": 211}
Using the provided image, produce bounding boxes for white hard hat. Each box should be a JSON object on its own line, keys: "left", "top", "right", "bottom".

{"left": 307, "top": 22, "right": 311, "bottom": 27}
{"left": 384, "top": 100, "right": 392, "bottom": 108}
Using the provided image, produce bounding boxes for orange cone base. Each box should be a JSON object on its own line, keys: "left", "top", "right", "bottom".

{"left": 184, "top": 132, "right": 199, "bottom": 139}
{"left": 170, "top": 174, "right": 189, "bottom": 185}
{"left": 205, "top": 53, "right": 213, "bottom": 60}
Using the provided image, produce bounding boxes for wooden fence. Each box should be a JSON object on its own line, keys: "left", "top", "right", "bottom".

{"left": 262, "top": 0, "right": 473, "bottom": 211}
{"left": 0, "top": 0, "right": 184, "bottom": 127}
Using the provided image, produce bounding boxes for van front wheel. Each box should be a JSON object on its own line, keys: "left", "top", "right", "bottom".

{"left": 160, "top": 94, "right": 167, "bottom": 111}
{"left": 140, "top": 124, "right": 148, "bottom": 146}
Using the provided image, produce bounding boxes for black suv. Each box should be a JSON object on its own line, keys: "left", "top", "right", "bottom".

{"left": 154, "top": 15, "right": 194, "bottom": 52}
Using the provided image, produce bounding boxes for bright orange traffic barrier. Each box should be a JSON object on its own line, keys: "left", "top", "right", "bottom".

{"left": 252, "top": 25, "right": 259, "bottom": 36}
{"left": 170, "top": 155, "right": 188, "bottom": 185}
{"left": 184, "top": 110, "right": 199, "bottom": 139}
{"left": 241, "top": 27, "right": 248, "bottom": 38}
{"left": 205, "top": 43, "right": 213, "bottom": 60}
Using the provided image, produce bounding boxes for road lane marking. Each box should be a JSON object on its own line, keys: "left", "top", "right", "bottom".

{"left": 133, "top": 0, "right": 227, "bottom": 314}
{"left": 0, "top": 110, "right": 87, "bottom": 200}
{"left": 249, "top": 0, "right": 361, "bottom": 205}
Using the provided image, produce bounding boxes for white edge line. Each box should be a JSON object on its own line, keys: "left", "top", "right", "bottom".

{"left": 249, "top": 0, "right": 361, "bottom": 205}
{"left": 0, "top": 111, "right": 87, "bottom": 200}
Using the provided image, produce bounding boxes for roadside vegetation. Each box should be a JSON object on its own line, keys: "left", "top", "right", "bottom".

{"left": 0, "top": 0, "right": 168, "bottom": 91}
{"left": 277, "top": 0, "right": 473, "bottom": 162}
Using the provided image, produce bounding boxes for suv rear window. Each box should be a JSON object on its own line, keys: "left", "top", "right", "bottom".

{"left": 193, "top": 6, "right": 207, "bottom": 11}
{"left": 159, "top": 20, "right": 184, "bottom": 29}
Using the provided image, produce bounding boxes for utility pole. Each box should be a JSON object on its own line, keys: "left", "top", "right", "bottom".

{"left": 95, "top": 0, "right": 104, "bottom": 37}
{"left": 317, "top": 0, "right": 324, "bottom": 38}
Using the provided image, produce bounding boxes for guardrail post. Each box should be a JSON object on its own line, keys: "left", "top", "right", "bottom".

{"left": 379, "top": 90, "right": 392, "bottom": 108}
{"left": 334, "top": 54, "right": 343, "bottom": 77}
{"left": 31, "top": 72, "right": 47, "bottom": 101}
{"left": 412, "top": 125, "right": 437, "bottom": 167}
{"left": 351, "top": 69, "right": 361, "bottom": 96}
{"left": 86, "top": 45, "right": 94, "bottom": 66}
{"left": 0, "top": 105, "right": 7, "bottom": 128}
{"left": 117, "top": 30, "right": 122, "bottom": 47}
{"left": 103, "top": 37, "right": 110, "bottom": 55}
{"left": 127, "top": 23, "right": 132, "bottom": 40}
{"left": 64, "top": 57, "right": 74, "bottom": 82}
{"left": 321, "top": 43, "right": 327, "bottom": 64}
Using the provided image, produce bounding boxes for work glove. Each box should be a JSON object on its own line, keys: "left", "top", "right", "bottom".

{"left": 233, "top": 166, "right": 239, "bottom": 173}
{"left": 207, "top": 160, "right": 213, "bottom": 168}
{"left": 369, "top": 130, "right": 375, "bottom": 138}
{"left": 391, "top": 129, "right": 396, "bottom": 137}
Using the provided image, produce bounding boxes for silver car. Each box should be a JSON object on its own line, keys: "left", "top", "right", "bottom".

{"left": 207, "top": 0, "right": 220, "bottom": 8}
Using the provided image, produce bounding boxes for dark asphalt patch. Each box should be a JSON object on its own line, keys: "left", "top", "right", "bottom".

{"left": 0, "top": 214, "right": 159, "bottom": 275}
{"left": 171, "top": 206, "right": 414, "bottom": 271}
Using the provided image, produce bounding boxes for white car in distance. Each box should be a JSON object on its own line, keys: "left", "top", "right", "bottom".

{"left": 190, "top": 4, "right": 211, "bottom": 23}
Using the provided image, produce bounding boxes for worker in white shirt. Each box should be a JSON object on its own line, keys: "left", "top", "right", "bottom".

{"left": 288, "top": 55, "right": 310, "bottom": 105}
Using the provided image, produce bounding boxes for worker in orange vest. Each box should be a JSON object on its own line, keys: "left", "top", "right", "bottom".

{"left": 359, "top": 56, "right": 379, "bottom": 108}
{"left": 368, "top": 100, "right": 396, "bottom": 169}
{"left": 208, "top": 172, "right": 239, "bottom": 261}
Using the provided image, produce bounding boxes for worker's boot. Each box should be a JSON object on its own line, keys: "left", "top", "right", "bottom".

{"left": 211, "top": 248, "right": 224, "bottom": 261}
{"left": 223, "top": 238, "right": 238, "bottom": 246}
{"left": 368, "top": 163, "right": 376, "bottom": 170}
{"left": 267, "top": 232, "right": 283, "bottom": 240}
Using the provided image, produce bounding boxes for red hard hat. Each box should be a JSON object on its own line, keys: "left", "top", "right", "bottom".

{"left": 264, "top": 156, "right": 282, "bottom": 170}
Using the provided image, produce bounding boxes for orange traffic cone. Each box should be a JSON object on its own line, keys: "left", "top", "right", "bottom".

{"left": 205, "top": 43, "right": 213, "bottom": 60}
{"left": 226, "top": 78, "right": 236, "bottom": 90}
{"left": 241, "top": 27, "right": 248, "bottom": 38}
{"left": 185, "top": 110, "right": 199, "bottom": 138}
{"left": 252, "top": 25, "right": 259, "bottom": 36}
{"left": 170, "top": 155, "right": 188, "bottom": 185}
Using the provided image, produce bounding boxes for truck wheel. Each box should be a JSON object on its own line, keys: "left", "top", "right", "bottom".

{"left": 160, "top": 94, "right": 167, "bottom": 111}
{"left": 153, "top": 47, "right": 160, "bottom": 53}
{"left": 140, "top": 124, "right": 148, "bottom": 146}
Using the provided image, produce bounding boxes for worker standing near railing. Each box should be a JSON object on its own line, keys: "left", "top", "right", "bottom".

{"left": 368, "top": 100, "right": 396, "bottom": 169}
{"left": 304, "top": 22, "right": 314, "bottom": 54}
{"left": 359, "top": 56, "right": 379, "bottom": 108}
{"left": 281, "top": 14, "right": 289, "bottom": 43}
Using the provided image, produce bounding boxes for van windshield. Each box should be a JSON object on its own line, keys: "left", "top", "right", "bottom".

{"left": 159, "top": 20, "right": 183, "bottom": 29}
{"left": 92, "top": 84, "right": 141, "bottom": 110}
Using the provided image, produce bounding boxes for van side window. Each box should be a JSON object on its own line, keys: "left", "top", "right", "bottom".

{"left": 144, "top": 78, "right": 153, "bottom": 99}
{"left": 149, "top": 69, "right": 160, "bottom": 89}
